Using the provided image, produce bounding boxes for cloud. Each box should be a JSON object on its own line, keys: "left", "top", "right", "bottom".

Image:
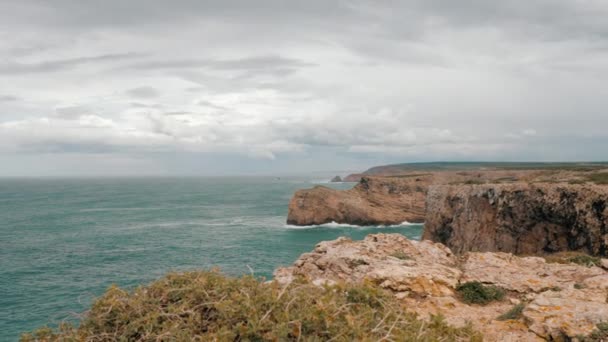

{"left": 0, "top": 53, "right": 141, "bottom": 75}
{"left": 126, "top": 86, "right": 161, "bottom": 99}
{"left": 1, "top": 0, "right": 608, "bottom": 175}
{"left": 0, "top": 95, "right": 19, "bottom": 102}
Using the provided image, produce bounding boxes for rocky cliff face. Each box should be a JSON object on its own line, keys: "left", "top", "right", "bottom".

{"left": 286, "top": 176, "right": 428, "bottom": 225}
{"left": 424, "top": 183, "right": 608, "bottom": 256}
{"left": 288, "top": 169, "right": 555, "bottom": 226}
{"left": 275, "top": 234, "right": 608, "bottom": 341}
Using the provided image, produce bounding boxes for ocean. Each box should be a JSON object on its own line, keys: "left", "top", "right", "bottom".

{"left": 0, "top": 177, "right": 423, "bottom": 340}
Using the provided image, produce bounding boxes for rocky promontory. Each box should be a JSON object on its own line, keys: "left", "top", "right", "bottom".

{"left": 288, "top": 164, "right": 608, "bottom": 256}
{"left": 275, "top": 233, "right": 608, "bottom": 341}
{"left": 424, "top": 183, "right": 608, "bottom": 256}
{"left": 287, "top": 176, "right": 429, "bottom": 225}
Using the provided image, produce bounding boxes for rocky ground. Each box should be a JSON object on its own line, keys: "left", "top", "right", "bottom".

{"left": 275, "top": 234, "right": 608, "bottom": 341}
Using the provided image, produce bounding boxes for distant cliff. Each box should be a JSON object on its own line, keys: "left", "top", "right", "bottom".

{"left": 287, "top": 176, "right": 428, "bottom": 225}
{"left": 424, "top": 183, "right": 608, "bottom": 256}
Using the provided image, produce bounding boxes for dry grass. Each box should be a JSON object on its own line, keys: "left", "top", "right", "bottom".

{"left": 496, "top": 303, "right": 525, "bottom": 321}
{"left": 21, "top": 270, "right": 482, "bottom": 341}
{"left": 587, "top": 172, "right": 608, "bottom": 185}
{"left": 544, "top": 251, "right": 602, "bottom": 268}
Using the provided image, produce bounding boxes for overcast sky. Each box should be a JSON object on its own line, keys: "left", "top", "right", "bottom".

{"left": 1, "top": 0, "right": 607, "bottom": 176}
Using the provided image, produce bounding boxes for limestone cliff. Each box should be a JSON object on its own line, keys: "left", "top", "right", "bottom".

{"left": 287, "top": 169, "right": 548, "bottom": 226}
{"left": 286, "top": 176, "right": 428, "bottom": 225}
{"left": 275, "top": 233, "right": 608, "bottom": 341}
{"left": 423, "top": 183, "right": 608, "bottom": 256}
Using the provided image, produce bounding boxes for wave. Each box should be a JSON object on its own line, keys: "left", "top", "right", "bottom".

{"left": 283, "top": 221, "right": 423, "bottom": 229}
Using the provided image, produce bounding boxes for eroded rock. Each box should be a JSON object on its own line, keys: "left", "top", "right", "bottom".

{"left": 424, "top": 183, "right": 608, "bottom": 256}
{"left": 286, "top": 176, "right": 428, "bottom": 225}
{"left": 274, "top": 234, "right": 608, "bottom": 341}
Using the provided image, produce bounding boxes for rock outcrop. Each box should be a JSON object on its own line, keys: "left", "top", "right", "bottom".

{"left": 330, "top": 175, "right": 342, "bottom": 182}
{"left": 275, "top": 234, "right": 608, "bottom": 341}
{"left": 287, "top": 176, "right": 429, "bottom": 226}
{"left": 424, "top": 183, "right": 608, "bottom": 256}
{"left": 287, "top": 169, "right": 554, "bottom": 226}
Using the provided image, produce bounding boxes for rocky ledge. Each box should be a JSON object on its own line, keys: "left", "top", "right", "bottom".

{"left": 275, "top": 233, "right": 608, "bottom": 341}
{"left": 287, "top": 176, "right": 428, "bottom": 225}
{"left": 424, "top": 183, "right": 608, "bottom": 256}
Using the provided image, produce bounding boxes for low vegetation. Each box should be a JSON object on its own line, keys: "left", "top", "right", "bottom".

{"left": 456, "top": 281, "right": 505, "bottom": 305}
{"left": 582, "top": 322, "right": 608, "bottom": 341}
{"left": 21, "top": 271, "right": 482, "bottom": 341}
{"left": 496, "top": 303, "right": 525, "bottom": 321}
{"left": 544, "top": 251, "right": 602, "bottom": 268}
{"left": 587, "top": 172, "right": 608, "bottom": 185}
{"left": 390, "top": 250, "right": 411, "bottom": 260}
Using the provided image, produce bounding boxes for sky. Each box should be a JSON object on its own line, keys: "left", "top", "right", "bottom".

{"left": 1, "top": 0, "right": 607, "bottom": 176}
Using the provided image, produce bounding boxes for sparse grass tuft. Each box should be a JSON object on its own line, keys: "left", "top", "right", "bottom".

{"left": 390, "top": 250, "right": 411, "bottom": 260}
{"left": 456, "top": 281, "right": 505, "bottom": 305}
{"left": 21, "top": 270, "right": 482, "bottom": 341}
{"left": 496, "top": 303, "right": 525, "bottom": 321}
{"left": 587, "top": 172, "right": 608, "bottom": 185}
{"left": 544, "top": 251, "right": 601, "bottom": 268}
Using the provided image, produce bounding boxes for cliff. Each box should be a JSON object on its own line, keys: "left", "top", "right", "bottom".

{"left": 287, "top": 176, "right": 429, "bottom": 225}
{"left": 287, "top": 169, "right": 549, "bottom": 226}
{"left": 275, "top": 233, "right": 608, "bottom": 341}
{"left": 424, "top": 183, "right": 608, "bottom": 256}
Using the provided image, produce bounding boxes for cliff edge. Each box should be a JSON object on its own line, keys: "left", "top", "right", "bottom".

{"left": 424, "top": 183, "right": 608, "bottom": 256}
{"left": 287, "top": 176, "right": 428, "bottom": 225}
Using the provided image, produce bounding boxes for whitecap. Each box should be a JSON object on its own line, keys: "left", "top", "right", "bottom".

{"left": 283, "top": 221, "right": 424, "bottom": 229}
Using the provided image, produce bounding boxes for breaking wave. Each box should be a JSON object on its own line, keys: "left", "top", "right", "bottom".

{"left": 283, "top": 221, "right": 423, "bottom": 229}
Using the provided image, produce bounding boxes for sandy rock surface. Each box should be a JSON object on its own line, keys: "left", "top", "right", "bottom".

{"left": 275, "top": 234, "right": 608, "bottom": 341}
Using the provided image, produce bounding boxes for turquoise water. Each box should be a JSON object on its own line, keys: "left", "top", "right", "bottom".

{"left": 0, "top": 177, "right": 423, "bottom": 340}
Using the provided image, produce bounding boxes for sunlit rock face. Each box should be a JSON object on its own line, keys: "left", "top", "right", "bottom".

{"left": 287, "top": 176, "right": 428, "bottom": 226}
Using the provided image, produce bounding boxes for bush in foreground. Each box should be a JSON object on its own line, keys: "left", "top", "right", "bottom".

{"left": 21, "top": 271, "right": 481, "bottom": 341}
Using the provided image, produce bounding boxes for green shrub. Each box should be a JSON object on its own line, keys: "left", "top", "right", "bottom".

{"left": 496, "top": 303, "right": 525, "bottom": 321}
{"left": 21, "top": 271, "right": 482, "bottom": 341}
{"left": 456, "top": 281, "right": 505, "bottom": 305}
